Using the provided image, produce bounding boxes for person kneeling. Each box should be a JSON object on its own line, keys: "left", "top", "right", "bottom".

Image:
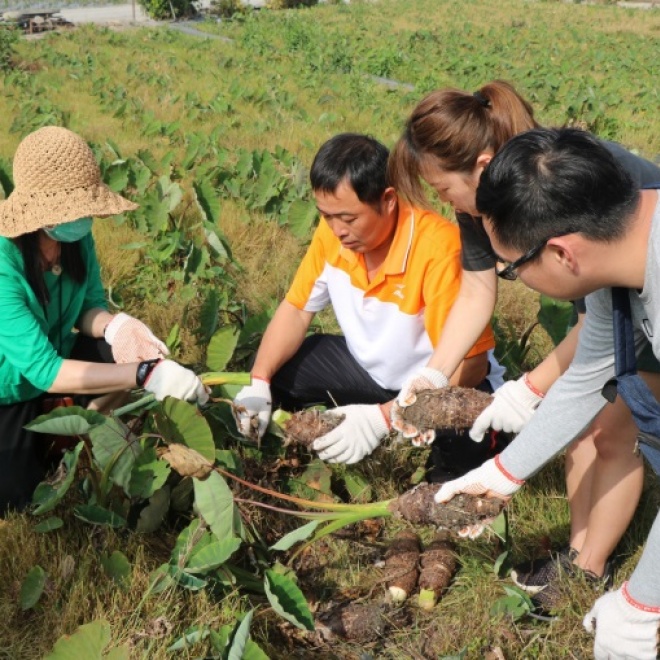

{"left": 234, "top": 133, "right": 503, "bottom": 471}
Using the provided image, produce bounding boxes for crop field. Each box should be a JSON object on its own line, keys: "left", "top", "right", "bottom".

{"left": 0, "top": 0, "right": 658, "bottom": 657}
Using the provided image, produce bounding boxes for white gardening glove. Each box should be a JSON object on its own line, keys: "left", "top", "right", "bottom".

{"left": 105, "top": 312, "right": 169, "bottom": 364}
{"left": 469, "top": 374, "right": 543, "bottom": 442}
{"left": 391, "top": 367, "right": 449, "bottom": 443}
{"left": 435, "top": 456, "right": 523, "bottom": 503}
{"left": 434, "top": 456, "right": 522, "bottom": 538}
{"left": 313, "top": 404, "right": 390, "bottom": 465}
{"left": 583, "top": 583, "right": 660, "bottom": 660}
{"left": 143, "top": 360, "right": 209, "bottom": 405}
{"left": 233, "top": 378, "right": 272, "bottom": 441}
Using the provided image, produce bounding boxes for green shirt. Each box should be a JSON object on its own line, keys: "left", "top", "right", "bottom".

{"left": 0, "top": 233, "right": 108, "bottom": 405}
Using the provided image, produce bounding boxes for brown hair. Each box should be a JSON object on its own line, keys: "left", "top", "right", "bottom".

{"left": 388, "top": 80, "right": 540, "bottom": 207}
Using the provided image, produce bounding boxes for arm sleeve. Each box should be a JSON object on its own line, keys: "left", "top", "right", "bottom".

{"left": 627, "top": 512, "right": 660, "bottom": 607}
{"left": 79, "top": 234, "right": 109, "bottom": 317}
{"left": 285, "top": 223, "right": 331, "bottom": 312}
{"left": 498, "top": 288, "right": 640, "bottom": 479}
{"left": 0, "top": 269, "right": 63, "bottom": 391}
{"left": 422, "top": 237, "right": 495, "bottom": 357}
{"left": 457, "top": 212, "right": 497, "bottom": 271}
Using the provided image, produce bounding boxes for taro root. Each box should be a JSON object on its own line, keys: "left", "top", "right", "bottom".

{"left": 384, "top": 529, "right": 421, "bottom": 604}
{"left": 418, "top": 531, "right": 457, "bottom": 610}
{"left": 282, "top": 410, "right": 344, "bottom": 448}
{"left": 399, "top": 387, "right": 493, "bottom": 433}
{"left": 316, "top": 602, "right": 386, "bottom": 642}
{"left": 388, "top": 483, "right": 505, "bottom": 533}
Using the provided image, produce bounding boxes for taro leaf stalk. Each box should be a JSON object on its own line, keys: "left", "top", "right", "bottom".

{"left": 208, "top": 463, "right": 506, "bottom": 562}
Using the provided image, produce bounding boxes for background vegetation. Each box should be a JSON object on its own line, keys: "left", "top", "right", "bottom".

{"left": 0, "top": 0, "right": 658, "bottom": 656}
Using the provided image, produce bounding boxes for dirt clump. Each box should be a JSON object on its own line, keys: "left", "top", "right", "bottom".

{"left": 316, "top": 602, "right": 386, "bottom": 642}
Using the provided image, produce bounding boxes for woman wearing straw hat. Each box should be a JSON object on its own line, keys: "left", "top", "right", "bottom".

{"left": 0, "top": 126, "right": 208, "bottom": 516}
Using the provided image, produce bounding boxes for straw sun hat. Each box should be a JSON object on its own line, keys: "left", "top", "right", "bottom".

{"left": 0, "top": 126, "right": 138, "bottom": 238}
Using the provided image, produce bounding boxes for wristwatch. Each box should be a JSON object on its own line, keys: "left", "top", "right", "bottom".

{"left": 136, "top": 359, "right": 161, "bottom": 387}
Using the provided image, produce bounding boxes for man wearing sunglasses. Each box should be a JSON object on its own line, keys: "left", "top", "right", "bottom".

{"left": 435, "top": 127, "right": 660, "bottom": 659}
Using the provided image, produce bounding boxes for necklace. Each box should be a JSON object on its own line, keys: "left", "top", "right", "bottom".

{"left": 41, "top": 243, "right": 62, "bottom": 275}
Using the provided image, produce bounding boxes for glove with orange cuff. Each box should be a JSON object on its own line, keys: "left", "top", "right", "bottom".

{"left": 313, "top": 404, "right": 390, "bottom": 465}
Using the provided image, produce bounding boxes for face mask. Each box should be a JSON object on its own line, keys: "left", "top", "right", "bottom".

{"left": 44, "top": 217, "right": 93, "bottom": 243}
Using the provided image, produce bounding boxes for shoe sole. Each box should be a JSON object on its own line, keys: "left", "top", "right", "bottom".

{"left": 510, "top": 568, "right": 547, "bottom": 595}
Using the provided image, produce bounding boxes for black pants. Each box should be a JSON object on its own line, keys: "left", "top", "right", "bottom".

{"left": 0, "top": 336, "right": 114, "bottom": 516}
{"left": 270, "top": 334, "right": 506, "bottom": 478}
{"left": 271, "top": 335, "right": 398, "bottom": 410}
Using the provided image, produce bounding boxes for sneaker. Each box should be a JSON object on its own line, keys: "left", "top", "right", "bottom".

{"left": 530, "top": 560, "right": 614, "bottom": 615}
{"left": 511, "top": 546, "right": 578, "bottom": 595}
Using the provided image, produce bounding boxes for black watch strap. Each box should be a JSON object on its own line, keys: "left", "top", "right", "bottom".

{"left": 136, "top": 359, "right": 161, "bottom": 388}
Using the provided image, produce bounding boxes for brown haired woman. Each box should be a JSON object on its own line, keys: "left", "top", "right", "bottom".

{"left": 389, "top": 80, "right": 660, "bottom": 610}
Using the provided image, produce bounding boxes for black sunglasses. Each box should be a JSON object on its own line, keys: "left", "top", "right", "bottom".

{"left": 495, "top": 230, "right": 575, "bottom": 281}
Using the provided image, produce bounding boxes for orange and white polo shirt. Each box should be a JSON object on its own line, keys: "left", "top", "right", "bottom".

{"left": 286, "top": 200, "right": 495, "bottom": 390}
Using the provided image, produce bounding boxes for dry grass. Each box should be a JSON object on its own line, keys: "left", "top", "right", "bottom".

{"left": 0, "top": 512, "right": 245, "bottom": 659}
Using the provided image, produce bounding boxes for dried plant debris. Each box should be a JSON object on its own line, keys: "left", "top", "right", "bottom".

{"left": 384, "top": 530, "right": 421, "bottom": 604}
{"left": 316, "top": 603, "right": 387, "bottom": 643}
{"left": 282, "top": 410, "right": 344, "bottom": 448}
{"left": 388, "top": 483, "right": 505, "bottom": 532}
{"left": 158, "top": 443, "right": 213, "bottom": 479}
{"left": 399, "top": 387, "right": 493, "bottom": 433}
{"left": 418, "top": 531, "right": 457, "bottom": 609}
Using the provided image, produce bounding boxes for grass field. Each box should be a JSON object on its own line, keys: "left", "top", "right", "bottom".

{"left": 0, "top": 0, "right": 659, "bottom": 657}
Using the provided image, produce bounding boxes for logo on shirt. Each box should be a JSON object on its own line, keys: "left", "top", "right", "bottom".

{"left": 393, "top": 284, "right": 406, "bottom": 300}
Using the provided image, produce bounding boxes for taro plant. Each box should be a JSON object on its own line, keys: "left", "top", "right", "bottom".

{"left": 27, "top": 372, "right": 318, "bottom": 653}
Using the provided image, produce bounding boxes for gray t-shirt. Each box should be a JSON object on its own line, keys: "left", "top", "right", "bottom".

{"left": 499, "top": 194, "right": 660, "bottom": 606}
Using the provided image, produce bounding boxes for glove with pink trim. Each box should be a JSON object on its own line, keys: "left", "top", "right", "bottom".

{"left": 469, "top": 375, "right": 543, "bottom": 442}
{"left": 233, "top": 378, "right": 272, "bottom": 441}
{"left": 313, "top": 404, "right": 390, "bottom": 465}
{"left": 584, "top": 583, "right": 660, "bottom": 660}
{"left": 434, "top": 457, "right": 523, "bottom": 538}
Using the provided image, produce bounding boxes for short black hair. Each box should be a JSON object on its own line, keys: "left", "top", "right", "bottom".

{"left": 476, "top": 127, "right": 639, "bottom": 253}
{"left": 310, "top": 133, "right": 389, "bottom": 205}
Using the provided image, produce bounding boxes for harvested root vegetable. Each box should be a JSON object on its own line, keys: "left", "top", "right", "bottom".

{"left": 388, "top": 484, "right": 504, "bottom": 533}
{"left": 384, "top": 530, "right": 421, "bottom": 604}
{"left": 316, "top": 603, "right": 386, "bottom": 642}
{"left": 398, "top": 387, "right": 492, "bottom": 433}
{"left": 282, "top": 410, "right": 344, "bottom": 448}
{"left": 418, "top": 531, "right": 457, "bottom": 610}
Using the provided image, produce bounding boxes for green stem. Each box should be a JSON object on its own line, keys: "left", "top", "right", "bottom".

{"left": 216, "top": 465, "right": 394, "bottom": 515}
{"left": 201, "top": 372, "right": 251, "bottom": 386}
{"left": 112, "top": 394, "right": 155, "bottom": 417}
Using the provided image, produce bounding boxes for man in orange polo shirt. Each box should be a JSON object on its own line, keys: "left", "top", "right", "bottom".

{"left": 234, "top": 133, "right": 504, "bottom": 472}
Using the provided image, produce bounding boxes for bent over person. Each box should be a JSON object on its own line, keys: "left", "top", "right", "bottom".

{"left": 234, "top": 133, "right": 504, "bottom": 469}
{"left": 0, "top": 126, "right": 208, "bottom": 516}
{"left": 435, "top": 128, "right": 660, "bottom": 659}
